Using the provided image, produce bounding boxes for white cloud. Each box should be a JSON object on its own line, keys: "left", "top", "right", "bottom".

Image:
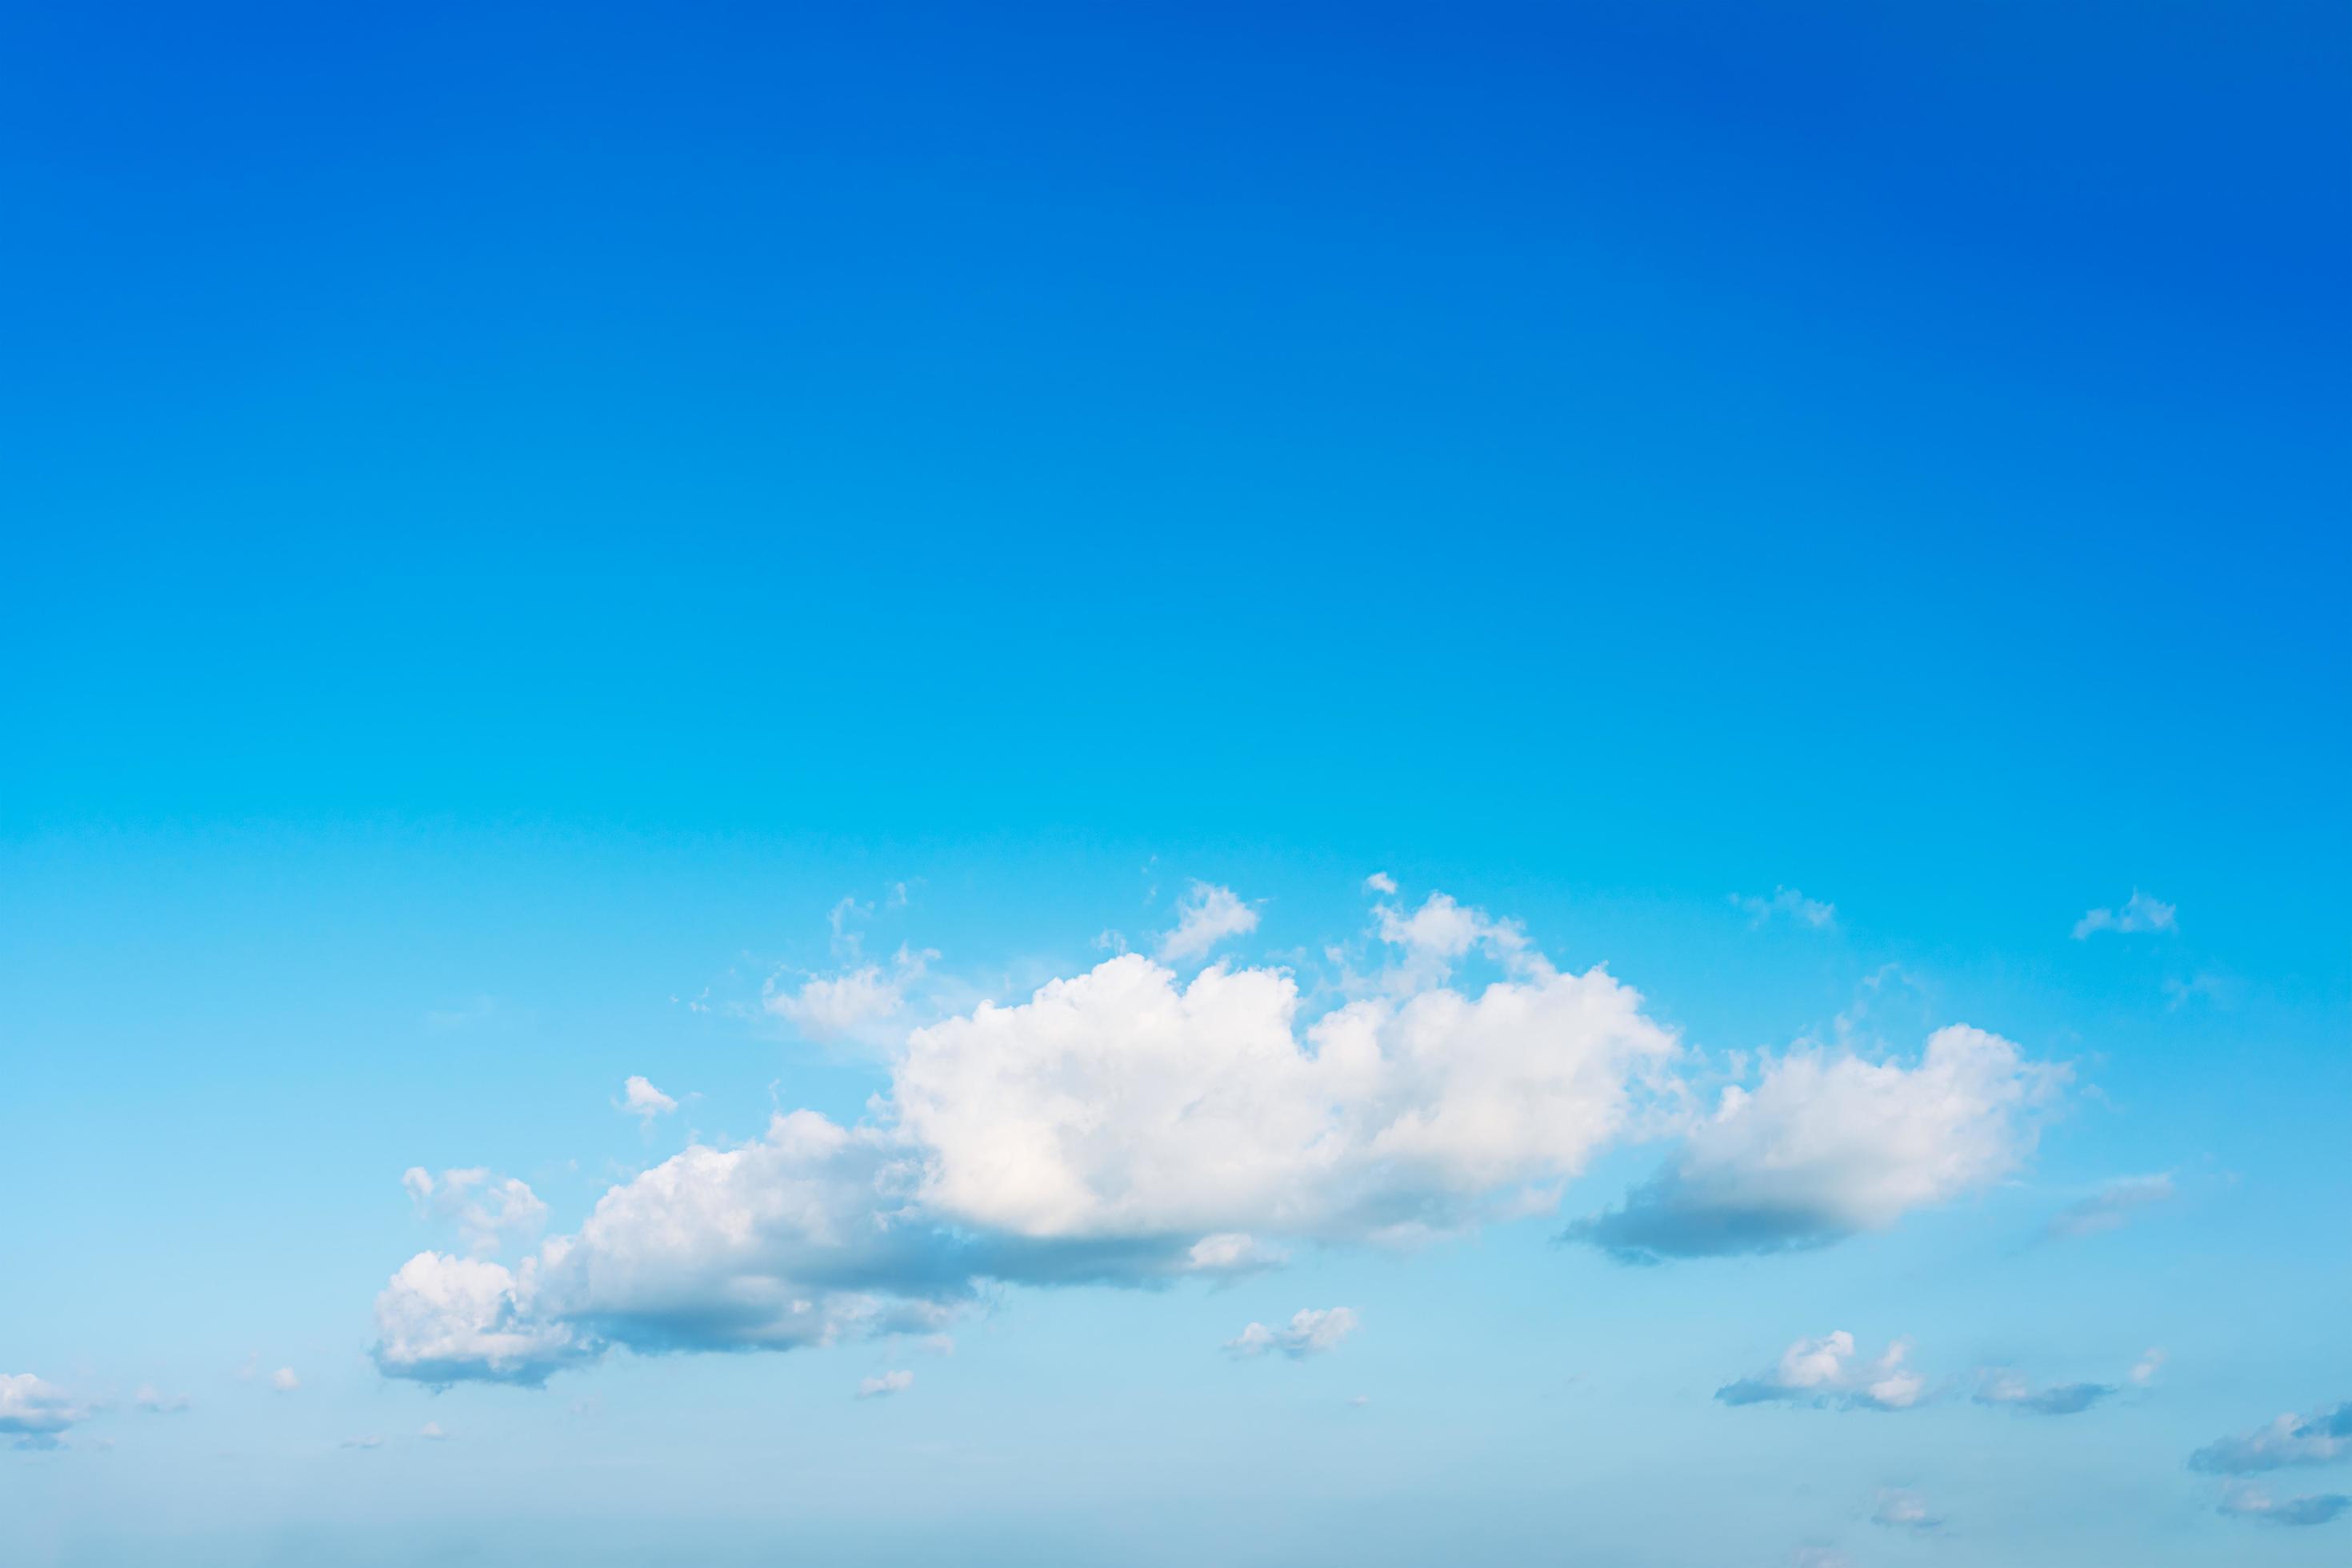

{"left": 1225, "top": 1307, "right": 1359, "bottom": 1360}
{"left": 0, "top": 1374, "right": 90, "bottom": 1448}
{"left": 419, "top": 1421, "right": 447, "bottom": 1440}
{"left": 1569, "top": 1026, "right": 2066, "bottom": 1262}
{"left": 2217, "top": 1483, "right": 2350, "bottom": 1527}
{"left": 133, "top": 1384, "right": 190, "bottom": 1414}
{"left": 2072, "top": 889, "right": 2177, "bottom": 939}
{"left": 1733, "top": 886, "right": 1836, "bottom": 930}
{"left": 1364, "top": 872, "right": 1398, "bottom": 895}
{"left": 403, "top": 1166, "right": 550, "bottom": 1256}
{"left": 857, "top": 1370, "right": 914, "bottom": 1399}
{"left": 766, "top": 944, "right": 935, "bottom": 1049}
{"left": 619, "top": 1075, "right": 679, "bottom": 1122}
{"left": 270, "top": 1367, "right": 300, "bottom": 1393}
{"left": 1716, "top": 1331, "right": 1926, "bottom": 1411}
{"left": 2192, "top": 1402, "right": 2352, "bottom": 1474}
{"left": 2131, "top": 1349, "right": 2166, "bottom": 1386}
{"left": 2046, "top": 1173, "right": 2174, "bottom": 1239}
{"left": 1156, "top": 882, "right": 1260, "bottom": 963}
{"left": 372, "top": 1251, "right": 598, "bottom": 1387}
{"left": 1871, "top": 1488, "right": 1942, "bottom": 1530}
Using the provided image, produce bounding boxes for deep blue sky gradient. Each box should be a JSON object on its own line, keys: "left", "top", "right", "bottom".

{"left": 3, "top": 6, "right": 2347, "bottom": 1564}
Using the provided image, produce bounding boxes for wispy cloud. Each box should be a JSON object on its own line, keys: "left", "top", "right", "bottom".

{"left": 1225, "top": 1307, "right": 1359, "bottom": 1360}
{"left": 1870, "top": 1489, "right": 1942, "bottom": 1530}
{"left": 856, "top": 1370, "right": 913, "bottom": 1399}
{"left": 402, "top": 1166, "right": 548, "bottom": 1255}
{"left": 1974, "top": 1369, "right": 2115, "bottom": 1415}
{"left": 2072, "top": 890, "right": 2177, "bottom": 940}
{"left": 1731, "top": 886, "right": 1836, "bottom": 930}
{"left": 1158, "top": 882, "right": 1260, "bottom": 963}
{"left": 2045, "top": 1173, "right": 2174, "bottom": 1240}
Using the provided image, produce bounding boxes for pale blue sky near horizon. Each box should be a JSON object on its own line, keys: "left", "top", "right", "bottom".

{"left": 4, "top": 3, "right": 2348, "bottom": 1564}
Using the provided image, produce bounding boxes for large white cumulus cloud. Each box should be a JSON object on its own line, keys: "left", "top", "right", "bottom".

{"left": 894, "top": 945, "right": 1675, "bottom": 1245}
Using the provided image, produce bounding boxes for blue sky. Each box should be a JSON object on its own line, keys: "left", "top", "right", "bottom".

{"left": 3, "top": 3, "right": 2347, "bottom": 1564}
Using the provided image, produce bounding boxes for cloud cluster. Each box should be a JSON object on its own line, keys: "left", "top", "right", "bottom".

{"left": 372, "top": 886, "right": 2065, "bottom": 1388}
{"left": 1568, "top": 1026, "right": 2065, "bottom": 1262}
{"left": 0, "top": 1374, "right": 90, "bottom": 1449}
{"left": 2072, "top": 890, "right": 2177, "bottom": 940}
{"left": 1225, "top": 1307, "right": 1359, "bottom": 1360}
{"left": 1716, "top": 1332, "right": 1926, "bottom": 1411}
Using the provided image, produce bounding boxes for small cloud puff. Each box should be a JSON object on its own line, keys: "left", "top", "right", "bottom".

{"left": 857, "top": 1370, "right": 914, "bottom": 1399}
{"left": 2131, "top": 1350, "right": 2166, "bottom": 1386}
{"left": 618, "top": 1075, "right": 678, "bottom": 1122}
{"left": 270, "top": 1368, "right": 300, "bottom": 1393}
{"left": 2072, "top": 890, "right": 2176, "bottom": 940}
{"left": 1733, "top": 886, "right": 1836, "bottom": 930}
{"left": 1363, "top": 872, "right": 1398, "bottom": 895}
{"left": 1158, "top": 882, "right": 1260, "bottom": 963}
{"left": 419, "top": 1421, "right": 448, "bottom": 1440}
{"left": 1716, "top": 1331, "right": 1926, "bottom": 1412}
{"left": 1226, "top": 1307, "right": 1359, "bottom": 1360}
{"left": 134, "top": 1385, "right": 190, "bottom": 1414}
